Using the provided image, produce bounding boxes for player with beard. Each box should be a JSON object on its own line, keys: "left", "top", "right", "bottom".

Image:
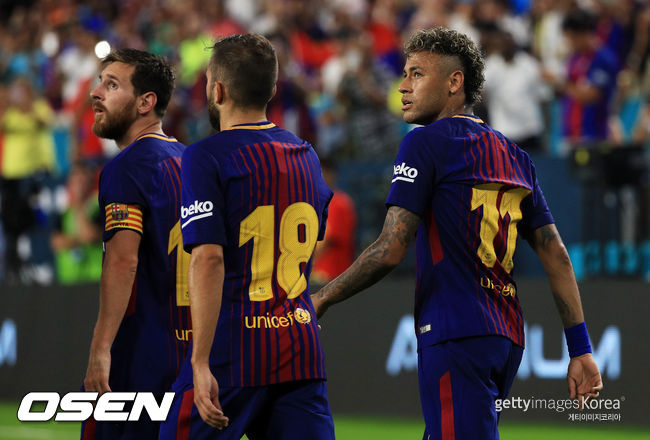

{"left": 81, "top": 48, "right": 191, "bottom": 440}
{"left": 159, "top": 34, "right": 335, "bottom": 439}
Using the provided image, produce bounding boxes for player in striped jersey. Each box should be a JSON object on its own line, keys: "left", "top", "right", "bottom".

{"left": 159, "top": 34, "right": 334, "bottom": 439}
{"left": 81, "top": 49, "right": 190, "bottom": 439}
{"left": 312, "top": 28, "right": 603, "bottom": 440}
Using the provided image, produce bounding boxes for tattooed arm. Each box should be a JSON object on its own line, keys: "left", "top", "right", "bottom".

{"left": 311, "top": 206, "right": 420, "bottom": 318}
{"left": 527, "top": 223, "right": 584, "bottom": 326}
{"left": 528, "top": 223, "right": 603, "bottom": 405}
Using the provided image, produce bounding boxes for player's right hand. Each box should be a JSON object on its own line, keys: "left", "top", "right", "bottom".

{"left": 193, "top": 364, "right": 229, "bottom": 430}
{"left": 84, "top": 348, "right": 112, "bottom": 394}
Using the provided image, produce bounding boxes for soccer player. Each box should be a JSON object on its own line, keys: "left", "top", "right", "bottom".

{"left": 159, "top": 34, "right": 335, "bottom": 439}
{"left": 81, "top": 49, "right": 190, "bottom": 439}
{"left": 312, "top": 28, "right": 603, "bottom": 440}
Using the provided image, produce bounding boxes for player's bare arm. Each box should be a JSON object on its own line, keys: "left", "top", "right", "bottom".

{"left": 188, "top": 244, "right": 229, "bottom": 430}
{"left": 84, "top": 229, "right": 141, "bottom": 394}
{"left": 312, "top": 206, "right": 420, "bottom": 318}
{"left": 527, "top": 223, "right": 584, "bottom": 326}
{"left": 527, "top": 223, "right": 603, "bottom": 407}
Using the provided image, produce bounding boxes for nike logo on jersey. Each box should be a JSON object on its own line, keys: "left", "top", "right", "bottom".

{"left": 181, "top": 200, "right": 214, "bottom": 228}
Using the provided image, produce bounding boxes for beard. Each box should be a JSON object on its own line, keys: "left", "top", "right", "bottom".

{"left": 207, "top": 88, "right": 221, "bottom": 132}
{"left": 92, "top": 98, "right": 138, "bottom": 142}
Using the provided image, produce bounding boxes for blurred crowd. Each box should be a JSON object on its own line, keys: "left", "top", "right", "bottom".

{"left": 1, "top": 0, "right": 650, "bottom": 285}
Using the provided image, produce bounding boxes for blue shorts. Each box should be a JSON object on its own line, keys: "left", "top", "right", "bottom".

{"left": 159, "top": 378, "right": 334, "bottom": 440}
{"left": 418, "top": 336, "right": 523, "bottom": 440}
{"left": 80, "top": 410, "right": 159, "bottom": 440}
{"left": 79, "top": 387, "right": 161, "bottom": 440}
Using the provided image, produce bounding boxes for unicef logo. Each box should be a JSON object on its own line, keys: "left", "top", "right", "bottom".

{"left": 294, "top": 308, "right": 311, "bottom": 324}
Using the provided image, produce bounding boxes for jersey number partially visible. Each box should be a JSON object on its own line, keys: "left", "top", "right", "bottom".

{"left": 168, "top": 220, "right": 191, "bottom": 306}
{"left": 239, "top": 202, "right": 319, "bottom": 302}
{"left": 471, "top": 183, "right": 530, "bottom": 273}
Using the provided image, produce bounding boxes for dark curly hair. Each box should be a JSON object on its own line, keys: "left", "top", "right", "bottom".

{"left": 101, "top": 48, "right": 175, "bottom": 118}
{"left": 404, "top": 27, "right": 485, "bottom": 106}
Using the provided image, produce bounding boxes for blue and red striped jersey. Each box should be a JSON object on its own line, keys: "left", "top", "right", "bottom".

{"left": 386, "top": 115, "right": 554, "bottom": 349}
{"left": 98, "top": 133, "right": 191, "bottom": 392}
{"left": 180, "top": 121, "right": 333, "bottom": 387}
{"left": 563, "top": 47, "right": 618, "bottom": 141}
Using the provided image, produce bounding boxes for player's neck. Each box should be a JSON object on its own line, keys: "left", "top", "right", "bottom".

{"left": 219, "top": 106, "right": 268, "bottom": 130}
{"left": 117, "top": 119, "right": 164, "bottom": 149}
{"left": 436, "top": 100, "right": 471, "bottom": 122}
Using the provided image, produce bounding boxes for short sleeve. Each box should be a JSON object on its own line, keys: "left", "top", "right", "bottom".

{"left": 99, "top": 159, "right": 147, "bottom": 242}
{"left": 180, "top": 144, "right": 227, "bottom": 251}
{"left": 385, "top": 128, "right": 441, "bottom": 217}
{"left": 518, "top": 163, "right": 554, "bottom": 234}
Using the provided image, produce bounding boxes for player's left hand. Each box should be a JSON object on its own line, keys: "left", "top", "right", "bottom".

{"left": 193, "top": 364, "right": 229, "bottom": 430}
{"left": 310, "top": 291, "right": 329, "bottom": 319}
{"left": 567, "top": 353, "right": 603, "bottom": 410}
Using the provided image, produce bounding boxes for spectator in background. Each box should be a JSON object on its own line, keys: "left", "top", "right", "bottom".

{"left": 50, "top": 162, "right": 102, "bottom": 284}
{"left": 0, "top": 77, "right": 55, "bottom": 284}
{"left": 531, "top": 0, "right": 569, "bottom": 80}
{"left": 338, "top": 31, "right": 400, "bottom": 157}
{"left": 483, "top": 27, "right": 550, "bottom": 152}
{"left": 548, "top": 9, "right": 619, "bottom": 146}
{"left": 268, "top": 33, "right": 317, "bottom": 143}
{"left": 312, "top": 157, "right": 357, "bottom": 284}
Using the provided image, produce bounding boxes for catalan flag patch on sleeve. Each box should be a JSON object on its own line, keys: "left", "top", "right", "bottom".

{"left": 104, "top": 203, "right": 143, "bottom": 234}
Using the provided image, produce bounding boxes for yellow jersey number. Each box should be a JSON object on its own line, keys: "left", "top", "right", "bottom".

{"left": 168, "top": 221, "right": 191, "bottom": 306}
{"left": 239, "top": 202, "right": 319, "bottom": 302}
{"left": 470, "top": 183, "right": 530, "bottom": 273}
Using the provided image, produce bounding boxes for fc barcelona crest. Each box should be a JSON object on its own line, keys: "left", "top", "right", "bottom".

{"left": 111, "top": 203, "right": 129, "bottom": 221}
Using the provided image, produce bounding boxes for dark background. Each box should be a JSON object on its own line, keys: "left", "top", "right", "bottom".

{"left": 1, "top": 276, "right": 647, "bottom": 426}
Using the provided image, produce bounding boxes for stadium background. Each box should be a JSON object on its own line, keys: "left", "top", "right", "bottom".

{"left": 1, "top": 0, "right": 649, "bottom": 438}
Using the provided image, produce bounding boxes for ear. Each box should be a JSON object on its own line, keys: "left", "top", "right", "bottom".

{"left": 212, "top": 81, "right": 226, "bottom": 105}
{"left": 448, "top": 70, "right": 465, "bottom": 96}
{"left": 270, "top": 84, "right": 277, "bottom": 101}
{"left": 137, "top": 92, "right": 158, "bottom": 116}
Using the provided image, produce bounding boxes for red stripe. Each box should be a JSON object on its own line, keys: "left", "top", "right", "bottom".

{"left": 232, "top": 154, "right": 248, "bottom": 386}
{"left": 172, "top": 158, "right": 186, "bottom": 371}
{"left": 510, "top": 150, "right": 527, "bottom": 188}
{"left": 492, "top": 133, "right": 505, "bottom": 181}
{"left": 292, "top": 147, "right": 317, "bottom": 378}
{"left": 237, "top": 148, "right": 256, "bottom": 386}
{"left": 257, "top": 143, "right": 274, "bottom": 386}
{"left": 81, "top": 416, "right": 96, "bottom": 440}
{"left": 274, "top": 142, "right": 296, "bottom": 382}
{"left": 287, "top": 145, "right": 309, "bottom": 380}
{"left": 258, "top": 142, "right": 281, "bottom": 383}
{"left": 245, "top": 145, "right": 267, "bottom": 385}
{"left": 280, "top": 143, "right": 300, "bottom": 381}
{"left": 176, "top": 389, "right": 194, "bottom": 440}
{"left": 162, "top": 160, "right": 182, "bottom": 373}
{"left": 440, "top": 371, "right": 455, "bottom": 440}
{"left": 468, "top": 133, "right": 478, "bottom": 180}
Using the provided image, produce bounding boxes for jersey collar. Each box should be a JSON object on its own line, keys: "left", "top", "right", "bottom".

{"left": 452, "top": 114, "right": 484, "bottom": 123}
{"left": 222, "top": 121, "right": 276, "bottom": 131}
{"left": 135, "top": 133, "right": 178, "bottom": 142}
